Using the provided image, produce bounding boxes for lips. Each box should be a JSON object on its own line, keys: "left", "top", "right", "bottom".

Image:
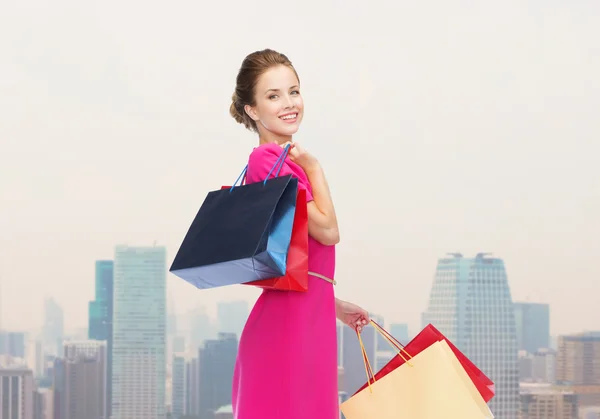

{"left": 279, "top": 112, "right": 298, "bottom": 122}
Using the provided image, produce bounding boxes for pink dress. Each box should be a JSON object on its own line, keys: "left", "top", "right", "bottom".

{"left": 231, "top": 143, "right": 339, "bottom": 419}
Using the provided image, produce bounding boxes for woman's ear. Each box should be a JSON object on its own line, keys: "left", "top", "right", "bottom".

{"left": 244, "top": 104, "right": 259, "bottom": 121}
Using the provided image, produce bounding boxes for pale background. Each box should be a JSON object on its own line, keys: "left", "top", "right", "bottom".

{"left": 1, "top": 0, "right": 598, "bottom": 335}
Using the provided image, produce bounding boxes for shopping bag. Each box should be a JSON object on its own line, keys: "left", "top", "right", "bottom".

{"left": 169, "top": 145, "right": 298, "bottom": 289}
{"left": 340, "top": 326, "right": 494, "bottom": 419}
{"left": 355, "top": 322, "right": 495, "bottom": 403}
{"left": 243, "top": 189, "right": 309, "bottom": 292}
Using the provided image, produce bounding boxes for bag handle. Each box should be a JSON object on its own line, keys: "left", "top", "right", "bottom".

{"left": 229, "top": 165, "right": 248, "bottom": 193}
{"left": 356, "top": 320, "right": 414, "bottom": 394}
{"left": 229, "top": 144, "right": 291, "bottom": 193}
{"left": 357, "top": 329, "right": 376, "bottom": 393}
{"left": 370, "top": 320, "right": 413, "bottom": 366}
{"left": 263, "top": 143, "right": 291, "bottom": 184}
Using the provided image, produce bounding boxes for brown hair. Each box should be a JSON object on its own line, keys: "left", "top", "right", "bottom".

{"left": 229, "top": 49, "right": 300, "bottom": 132}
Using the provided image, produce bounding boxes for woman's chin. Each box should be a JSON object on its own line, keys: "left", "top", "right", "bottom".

{"left": 272, "top": 123, "right": 301, "bottom": 137}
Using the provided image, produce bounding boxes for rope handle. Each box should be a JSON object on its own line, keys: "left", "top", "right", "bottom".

{"left": 356, "top": 320, "right": 415, "bottom": 394}
{"left": 230, "top": 144, "right": 291, "bottom": 192}
{"left": 263, "top": 143, "right": 291, "bottom": 184}
{"left": 370, "top": 320, "right": 413, "bottom": 366}
{"left": 357, "top": 329, "right": 376, "bottom": 393}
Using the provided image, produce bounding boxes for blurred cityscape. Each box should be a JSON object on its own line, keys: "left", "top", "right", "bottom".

{"left": 1, "top": 247, "right": 598, "bottom": 419}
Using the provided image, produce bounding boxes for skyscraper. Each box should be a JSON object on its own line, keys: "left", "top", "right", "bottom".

{"left": 89, "top": 260, "right": 113, "bottom": 418}
{"left": 337, "top": 320, "right": 376, "bottom": 395}
{"left": 556, "top": 332, "right": 600, "bottom": 407}
{"left": 112, "top": 245, "right": 167, "bottom": 419}
{"left": 185, "top": 358, "right": 200, "bottom": 416}
{"left": 389, "top": 323, "right": 409, "bottom": 343}
{"left": 25, "top": 340, "right": 43, "bottom": 379}
{"left": 423, "top": 253, "right": 519, "bottom": 419}
{"left": 53, "top": 340, "right": 107, "bottom": 419}
{"left": 198, "top": 333, "right": 238, "bottom": 418}
{"left": 0, "top": 368, "right": 34, "bottom": 419}
{"left": 42, "top": 298, "right": 63, "bottom": 357}
{"left": 0, "top": 332, "right": 26, "bottom": 358}
{"left": 514, "top": 302, "right": 550, "bottom": 353}
{"left": 33, "top": 387, "right": 53, "bottom": 419}
{"left": 171, "top": 354, "right": 186, "bottom": 419}
{"left": 519, "top": 383, "right": 578, "bottom": 419}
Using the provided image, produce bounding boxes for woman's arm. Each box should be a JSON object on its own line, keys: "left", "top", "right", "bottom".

{"left": 285, "top": 142, "right": 340, "bottom": 246}
{"left": 305, "top": 164, "right": 339, "bottom": 245}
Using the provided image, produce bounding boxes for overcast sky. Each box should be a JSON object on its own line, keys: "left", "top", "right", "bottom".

{"left": 1, "top": 0, "right": 598, "bottom": 336}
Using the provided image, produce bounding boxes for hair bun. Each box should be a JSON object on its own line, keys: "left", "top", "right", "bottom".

{"left": 229, "top": 92, "right": 244, "bottom": 125}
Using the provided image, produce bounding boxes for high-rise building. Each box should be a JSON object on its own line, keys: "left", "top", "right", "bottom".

{"left": 514, "top": 302, "right": 550, "bottom": 354}
{"left": 216, "top": 301, "right": 249, "bottom": 339}
{"left": 556, "top": 332, "right": 600, "bottom": 407}
{"left": 0, "top": 368, "right": 34, "bottom": 419}
{"left": 25, "top": 340, "right": 43, "bottom": 379}
{"left": 53, "top": 340, "right": 107, "bottom": 419}
{"left": 519, "top": 348, "right": 556, "bottom": 383}
{"left": 89, "top": 259, "right": 113, "bottom": 418}
{"left": 389, "top": 323, "right": 409, "bottom": 343}
{"left": 423, "top": 253, "right": 519, "bottom": 419}
{"left": 42, "top": 298, "right": 63, "bottom": 357}
{"left": 111, "top": 245, "right": 167, "bottom": 419}
{"left": 519, "top": 383, "right": 578, "bottom": 419}
{"left": 198, "top": 333, "right": 238, "bottom": 418}
{"left": 369, "top": 314, "right": 396, "bottom": 371}
{"left": 171, "top": 354, "right": 186, "bottom": 419}
{"left": 337, "top": 320, "right": 376, "bottom": 395}
{"left": 370, "top": 314, "right": 387, "bottom": 356}
{"left": 33, "top": 387, "right": 53, "bottom": 419}
{"left": 185, "top": 358, "right": 200, "bottom": 416}
{"left": 0, "top": 332, "right": 26, "bottom": 358}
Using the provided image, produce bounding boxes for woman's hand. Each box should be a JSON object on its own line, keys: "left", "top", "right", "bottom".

{"left": 335, "top": 298, "right": 370, "bottom": 332}
{"left": 280, "top": 141, "right": 319, "bottom": 173}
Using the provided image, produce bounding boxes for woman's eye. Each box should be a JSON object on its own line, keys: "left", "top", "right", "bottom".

{"left": 269, "top": 95, "right": 278, "bottom": 100}
{"left": 291, "top": 90, "right": 300, "bottom": 95}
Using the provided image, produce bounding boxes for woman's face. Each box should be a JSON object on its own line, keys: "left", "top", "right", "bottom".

{"left": 245, "top": 65, "right": 304, "bottom": 139}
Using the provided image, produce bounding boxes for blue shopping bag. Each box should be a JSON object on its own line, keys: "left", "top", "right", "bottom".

{"left": 169, "top": 145, "right": 298, "bottom": 289}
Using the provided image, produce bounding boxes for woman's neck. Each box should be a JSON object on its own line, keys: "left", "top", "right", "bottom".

{"left": 258, "top": 131, "right": 292, "bottom": 146}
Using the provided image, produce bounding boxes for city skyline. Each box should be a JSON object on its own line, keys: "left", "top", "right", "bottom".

{"left": 0, "top": 248, "right": 596, "bottom": 340}
{"left": 0, "top": 248, "right": 596, "bottom": 419}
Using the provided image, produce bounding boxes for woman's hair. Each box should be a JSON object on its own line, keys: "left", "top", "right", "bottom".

{"left": 229, "top": 49, "right": 300, "bottom": 132}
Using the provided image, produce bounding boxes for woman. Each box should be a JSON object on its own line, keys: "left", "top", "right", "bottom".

{"left": 229, "top": 49, "right": 369, "bottom": 419}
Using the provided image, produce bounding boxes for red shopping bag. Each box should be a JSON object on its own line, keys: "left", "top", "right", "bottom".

{"left": 356, "top": 322, "right": 495, "bottom": 403}
{"left": 220, "top": 185, "right": 309, "bottom": 292}
{"left": 245, "top": 189, "right": 308, "bottom": 291}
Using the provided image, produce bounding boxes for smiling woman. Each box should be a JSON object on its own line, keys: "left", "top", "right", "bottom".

{"left": 227, "top": 49, "right": 369, "bottom": 419}
{"left": 229, "top": 50, "right": 302, "bottom": 135}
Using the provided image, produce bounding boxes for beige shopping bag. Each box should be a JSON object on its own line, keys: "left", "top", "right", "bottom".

{"left": 340, "top": 323, "right": 494, "bottom": 419}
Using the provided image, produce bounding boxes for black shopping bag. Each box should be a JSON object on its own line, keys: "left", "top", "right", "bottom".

{"left": 170, "top": 146, "right": 298, "bottom": 289}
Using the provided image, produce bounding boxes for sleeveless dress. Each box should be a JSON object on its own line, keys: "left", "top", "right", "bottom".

{"left": 231, "top": 143, "right": 339, "bottom": 419}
